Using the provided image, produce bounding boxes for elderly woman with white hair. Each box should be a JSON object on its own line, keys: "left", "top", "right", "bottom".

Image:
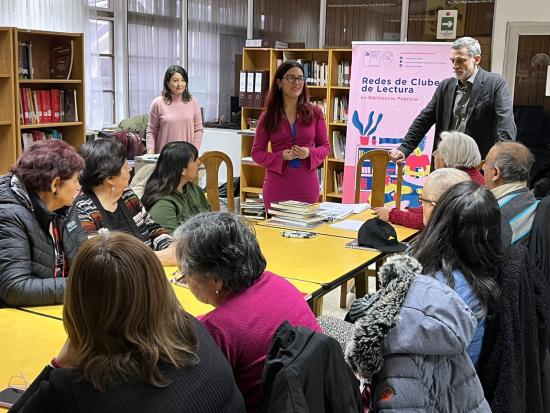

{"left": 373, "top": 130, "right": 485, "bottom": 229}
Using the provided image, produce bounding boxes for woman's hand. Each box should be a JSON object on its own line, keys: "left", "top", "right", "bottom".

{"left": 372, "top": 207, "right": 391, "bottom": 222}
{"left": 282, "top": 149, "right": 295, "bottom": 161}
{"left": 147, "top": 149, "right": 155, "bottom": 155}
{"left": 291, "top": 145, "right": 310, "bottom": 159}
{"left": 56, "top": 338, "right": 78, "bottom": 367}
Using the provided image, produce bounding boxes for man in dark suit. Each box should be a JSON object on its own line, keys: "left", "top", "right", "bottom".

{"left": 389, "top": 37, "right": 516, "bottom": 162}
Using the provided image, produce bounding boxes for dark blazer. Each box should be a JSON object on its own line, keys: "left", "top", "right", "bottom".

{"left": 10, "top": 318, "right": 246, "bottom": 413}
{"left": 398, "top": 68, "right": 516, "bottom": 159}
{"left": 260, "top": 321, "right": 362, "bottom": 413}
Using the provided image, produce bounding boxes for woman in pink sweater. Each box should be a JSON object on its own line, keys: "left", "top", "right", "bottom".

{"left": 174, "top": 212, "right": 322, "bottom": 413}
{"left": 373, "top": 131, "right": 485, "bottom": 229}
{"left": 251, "top": 60, "right": 330, "bottom": 210}
{"left": 146, "top": 65, "right": 204, "bottom": 153}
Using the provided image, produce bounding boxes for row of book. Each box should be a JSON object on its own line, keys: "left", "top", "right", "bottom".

{"left": 19, "top": 88, "right": 78, "bottom": 125}
{"left": 336, "top": 61, "right": 351, "bottom": 86}
{"left": 333, "top": 96, "right": 349, "bottom": 123}
{"left": 268, "top": 201, "right": 324, "bottom": 228}
{"left": 242, "top": 196, "right": 265, "bottom": 220}
{"left": 332, "top": 131, "right": 347, "bottom": 160}
{"left": 333, "top": 170, "right": 344, "bottom": 193}
{"left": 300, "top": 61, "right": 328, "bottom": 86}
{"left": 239, "top": 71, "right": 269, "bottom": 108}
{"left": 18, "top": 39, "right": 74, "bottom": 80}
{"left": 311, "top": 98, "right": 327, "bottom": 116}
{"left": 21, "top": 129, "right": 63, "bottom": 150}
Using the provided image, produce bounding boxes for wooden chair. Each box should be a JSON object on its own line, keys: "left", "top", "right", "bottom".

{"left": 354, "top": 149, "right": 404, "bottom": 208}
{"left": 199, "top": 151, "right": 235, "bottom": 213}
{"left": 340, "top": 150, "right": 404, "bottom": 308}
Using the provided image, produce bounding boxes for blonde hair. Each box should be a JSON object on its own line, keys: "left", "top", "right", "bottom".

{"left": 63, "top": 231, "right": 198, "bottom": 391}
{"left": 437, "top": 131, "right": 482, "bottom": 168}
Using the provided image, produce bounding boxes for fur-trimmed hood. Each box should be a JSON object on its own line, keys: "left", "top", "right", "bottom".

{"left": 345, "top": 254, "right": 477, "bottom": 381}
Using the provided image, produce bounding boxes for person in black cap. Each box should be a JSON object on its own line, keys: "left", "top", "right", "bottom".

{"left": 409, "top": 180, "right": 502, "bottom": 366}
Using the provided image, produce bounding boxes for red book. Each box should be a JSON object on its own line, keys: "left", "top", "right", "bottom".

{"left": 50, "top": 89, "right": 60, "bottom": 122}
{"left": 35, "top": 90, "right": 44, "bottom": 123}
{"left": 41, "top": 90, "right": 52, "bottom": 123}
{"left": 20, "top": 88, "right": 29, "bottom": 124}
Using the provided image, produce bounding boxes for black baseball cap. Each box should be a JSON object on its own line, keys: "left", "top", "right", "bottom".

{"left": 357, "top": 218, "right": 407, "bottom": 253}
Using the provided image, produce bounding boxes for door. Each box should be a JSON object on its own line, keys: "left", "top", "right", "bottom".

{"left": 504, "top": 23, "right": 550, "bottom": 181}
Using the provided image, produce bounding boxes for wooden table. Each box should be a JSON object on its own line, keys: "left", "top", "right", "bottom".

{"left": 257, "top": 210, "right": 418, "bottom": 241}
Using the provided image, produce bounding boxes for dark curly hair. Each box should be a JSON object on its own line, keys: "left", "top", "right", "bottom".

{"left": 11, "top": 140, "right": 84, "bottom": 193}
{"left": 174, "top": 212, "right": 267, "bottom": 295}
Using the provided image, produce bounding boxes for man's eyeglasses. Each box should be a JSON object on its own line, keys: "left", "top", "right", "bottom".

{"left": 418, "top": 192, "right": 437, "bottom": 206}
{"left": 283, "top": 75, "right": 305, "bottom": 84}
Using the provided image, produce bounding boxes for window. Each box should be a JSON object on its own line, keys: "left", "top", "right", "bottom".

{"left": 89, "top": 0, "right": 115, "bottom": 126}
{"left": 325, "top": 0, "right": 403, "bottom": 47}
{"left": 127, "top": 0, "right": 182, "bottom": 116}
{"left": 254, "top": 0, "right": 320, "bottom": 48}
{"left": 188, "top": 0, "right": 247, "bottom": 124}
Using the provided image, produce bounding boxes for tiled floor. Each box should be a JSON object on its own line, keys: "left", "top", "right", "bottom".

{"left": 321, "top": 275, "right": 378, "bottom": 319}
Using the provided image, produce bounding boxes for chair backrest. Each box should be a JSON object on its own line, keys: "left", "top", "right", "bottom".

{"left": 199, "top": 151, "right": 235, "bottom": 213}
{"left": 355, "top": 149, "right": 403, "bottom": 208}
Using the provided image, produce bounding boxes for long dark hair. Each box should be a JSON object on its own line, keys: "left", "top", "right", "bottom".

{"left": 142, "top": 141, "right": 199, "bottom": 210}
{"left": 162, "top": 65, "right": 192, "bottom": 104}
{"left": 262, "top": 60, "right": 315, "bottom": 133}
{"left": 409, "top": 181, "right": 503, "bottom": 315}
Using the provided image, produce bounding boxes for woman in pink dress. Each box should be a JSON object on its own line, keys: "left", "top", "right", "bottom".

{"left": 251, "top": 61, "right": 329, "bottom": 210}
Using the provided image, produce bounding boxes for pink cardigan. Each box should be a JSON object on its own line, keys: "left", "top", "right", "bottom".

{"left": 146, "top": 95, "right": 203, "bottom": 152}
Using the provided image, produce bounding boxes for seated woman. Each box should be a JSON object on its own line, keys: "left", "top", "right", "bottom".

{"left": 409, "top": 180, "right": 502, "bottom": 366}
{"left": 64, "top": 138, "right": 176, "bottom": 265}
{"left": 373, "top": 130, "right": 484, "bottom": 230}
{"left": 174, "top": 212, "right": 321, "bottom": 413}
{"left": 0, "top": 140, "right": 84, "bottom": 306}
{"left": 10, "top": 232, "right": 245, "bottom": 412}
{"left": 345, "top": 254, "right": 490, "bottom": 412}
{"left": 142, "top": 141, "right": 210, "bottom": 232}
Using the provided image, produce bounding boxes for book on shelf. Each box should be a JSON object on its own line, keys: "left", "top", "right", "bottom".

{"left": 333, "top": 96, "right": 348, "bottom": 123}
{"left": 310, "top": 98, "right": 327, "bottom": 116}
{"left": 332, "top": 131, "right": 346, "bottom": 160}
{"left": 63, "top": 89, "right": 78, "bottom": 122}
{"left": 21, "top": 128, "right": 63, "bottom": 150}
{"left": 242, "top": 196, "right": 265, "bottom": 220}
{"left": 238, "top": 70, "right": 247, "bottom": 107}
{"left": 333, "top": 170, "right": 344, "bottom": 193}
{"left": 337, "top": 61, "right": 351, "bottom": 86}
{"left": 245, "top": 39, "right": 288, "bottom": 49}
{"left": 18, "top": 41, "right": 32, "bottom": 79}
{"left": 50, "top": 39, "right": 74, "bottom": 80}
{"left": 253, "top": 70, "right": 269, "bottom": 108}
{"left": 19, "top": 88, "right": 77, "bottom": 125}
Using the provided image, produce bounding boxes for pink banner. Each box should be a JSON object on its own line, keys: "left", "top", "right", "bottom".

{"left": 342, "top": 42, "right": 453, "bottom": 207}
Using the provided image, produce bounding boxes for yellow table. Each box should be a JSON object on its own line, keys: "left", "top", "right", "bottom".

{"left": 258, "top": 210, "right": 418, "bottom": 241}
{"left": 0, "top": 309, "right": 67, "bottom": 394}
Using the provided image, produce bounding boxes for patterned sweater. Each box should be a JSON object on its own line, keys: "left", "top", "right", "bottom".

{"left": 64, "top": 187, "right": 172, "bottom": 262}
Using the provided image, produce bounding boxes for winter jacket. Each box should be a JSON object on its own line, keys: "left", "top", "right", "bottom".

{"left": 0, "top": 174, "right": 78, "bottom": 306}
{"left": 477, "top": 244, "right": 548, "bottom": 412}
{"left": 346, "top": 255, "right": 490, "bottom": 412}
{"left": 260, "top": 321, "right": 362, "bottom": 413}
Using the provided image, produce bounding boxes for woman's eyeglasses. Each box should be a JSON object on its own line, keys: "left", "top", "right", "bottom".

{"left": 283, "top": 75, "right": 306, "bottom": 84}
{"left": 417, "top": 191, "right": 437, "bottom": 206}
{"left": 170, "top": 269, "right": 189, "bottom": 288}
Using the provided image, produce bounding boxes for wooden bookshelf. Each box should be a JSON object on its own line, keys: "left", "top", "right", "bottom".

{"left": 0, "top": 27, "right": 17, "bottom": 173}
{"left": 0, "top": 27, "right": 86, "bottom": 173}
{"left": 324, "top": 48, "right": 352, "bottom": 203}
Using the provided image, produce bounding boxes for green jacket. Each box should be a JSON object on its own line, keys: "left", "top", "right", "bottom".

{"left": 148, "top": 183, "right": 211, "bottom": 232}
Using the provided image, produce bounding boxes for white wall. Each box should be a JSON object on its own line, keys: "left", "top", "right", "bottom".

{"left": 492, "top": 0, "right": 550, "bottom": 74}
{"left": 200, "top": 128, "right": 242, "bottom": 183}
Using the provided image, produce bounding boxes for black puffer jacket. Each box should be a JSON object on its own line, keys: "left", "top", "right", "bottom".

{"left": 0, "top": 174, "right": 77, "bottom": 306}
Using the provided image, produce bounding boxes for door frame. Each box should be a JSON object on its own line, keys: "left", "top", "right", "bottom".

{"left": 503, "top": 21, "right": 550, "bottom": 99}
